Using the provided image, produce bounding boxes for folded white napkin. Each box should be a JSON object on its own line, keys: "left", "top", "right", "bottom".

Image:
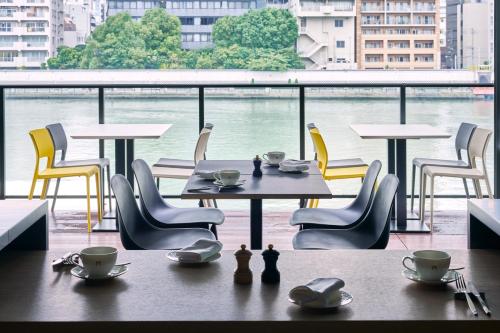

{"left": 175, "top": 239, "right": 223, "bottom": 262}
{"left": 289, "top": 278, "right": 345, "bottom": 307}
{"left": 279, "top": 160, "right": 309, "bottom": 172}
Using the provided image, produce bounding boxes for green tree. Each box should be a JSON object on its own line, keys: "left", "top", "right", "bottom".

{"left": 47, "top": 45, "right": 85, "bottom": 69}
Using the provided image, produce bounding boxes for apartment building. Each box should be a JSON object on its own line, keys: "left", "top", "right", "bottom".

{"left": 107, "top": 0, "right": 265, "bottom": 49}
{"left": 289, "top": 0, "right": 357, "bottom": 70}
{"left": 0, "top": 0, "right": 64, "bottom": 68}
{"left": 64, "top": 1, "right": 91, "bottom": 47}
{"left": 356, "top": 0, "right": 441, "bottom": 70}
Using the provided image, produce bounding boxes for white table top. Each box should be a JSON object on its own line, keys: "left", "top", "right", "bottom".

{"left": 350, "top": 124, "right": 451, "bottom": 139}
{"left": 70, "top": 124, "right": 171, "bottom": 139}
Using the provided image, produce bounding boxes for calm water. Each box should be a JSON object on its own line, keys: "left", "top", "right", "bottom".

{"left": 5, "top": 90, "right": 494, "bottom": 210}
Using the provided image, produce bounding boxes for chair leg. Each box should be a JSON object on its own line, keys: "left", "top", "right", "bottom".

{"left": 40, "top": 179, "right": 49, "bottom": 200}
{"left": 106, "top": 165, "right": 112, "bottom": 209}
{"left": 475, "top": 179, "right": 483, "bottom": 199}
{"left": 410, "top": 164, "right": 416, "bottom": 213}
{"left": 156, "top": 177, "right": 160, "bottom": 190}
{"left": 462, "top": 178, "right": 470, "bottom": 199}
{"left": 210, "top": 224, "right": 218, "bottom": 240}
{"left": 96, "top": 172, "right": 102, "bottom": 222}
{"left": 29, "top": 176, "right": 37, "bottom": 200}
{"left": 212, "top": 199, "right": 218, "bottom": 208}
{"left": 484, "top": 177, "right": 493, "bottom": 199}
{"left": 86, "top": 176, "right": 92, "bottom": 233}
{"left": 51, "top": 178, "right": 61, "bottom": 211}
{"left": 429, "top": 176, "right": 435, "bottom": 232}
{"left": 420, "top": 173, "right": 427, "bottom": 223}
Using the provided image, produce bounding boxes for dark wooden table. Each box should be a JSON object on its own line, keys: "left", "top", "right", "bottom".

{"left": 181, "top": 160, "right": 332, "bottom": 249}
{"left": 0, "top": 250, "right": 499, "bottom": 333}
{"left": 468, "top": 199, "right": 500, "bottom": 249}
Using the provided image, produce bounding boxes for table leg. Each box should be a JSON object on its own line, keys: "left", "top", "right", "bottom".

{"left": 115, "top": 139, "right": 126, "bottom": 176}
{"left": 126, "top": 139, "right": 135, "bottom": 190}
{"left": 250, "top": 199, "right": 263, "bottom": 250}
{"left": 388, "top": 139, "right": 395, "bottom": 219}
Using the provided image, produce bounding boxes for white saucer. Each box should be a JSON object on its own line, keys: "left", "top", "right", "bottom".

{"left": 166, "top": 251, "right": 221, "bottom": 264}
{"left": 278, "top": 167, "right": 308, "bottom": 174}
{"left": 265, "top": 161, "right": 281, "bottom": 167}
{"left": 402, "top": 269, "right": 459, "bottom": 285}
{"left": 70, "top": 265, "right": 128, "bottom": 280}
{"left": 213, "top": 180, "right": 245, "bottom": 188}
{"left": 289, "top": 290, "right": 353, "bottom": 309}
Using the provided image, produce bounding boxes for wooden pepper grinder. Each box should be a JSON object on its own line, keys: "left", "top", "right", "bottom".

{"left": 253, "top": 155, "right": 263, "bottom": 177}
{"left": 234, "top": 244, "right": 253, "bottom": 284}
{"left": 261, "top": 244, "right": 280, "bottom": 284}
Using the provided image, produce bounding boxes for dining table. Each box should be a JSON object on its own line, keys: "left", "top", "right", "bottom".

{"left": 181, "top": 160, "right": 332, "bottom": 249}
{"left": 70, "top": 124, "right": 172, "bottom": 231}
{"left": 0, "top": 249, "right": 498, "bottom": 332}
{"left": 350, "top": 124, "right": 451, "bottom": 233}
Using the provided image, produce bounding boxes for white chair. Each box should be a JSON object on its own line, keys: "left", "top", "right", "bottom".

{"left": 420, "top": 128, "right": 492, "bottom": 230}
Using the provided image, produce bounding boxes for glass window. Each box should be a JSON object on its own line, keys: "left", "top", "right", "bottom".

{"left": 228, "top": 1, "right": 235, "bottom": 8}
{"left": 221, "top": 1, "right": 227, "bottom": 8}
{"left": 201, "top": 33, "right": 208, "bottom": 42}
{"left": 336, "top": 40, "right": 345, "bottom": 48}
{"left": 186, "top": 1, "right": 193, "bottom": 8}
{"left": 201, "top": 1, "right": 207, "bottom": 8}
{"left": 109, "top": 1, "right": 116, "bottom": 8}
{"left": 194, "top": 33, "right": 200, "bottom": 42}
{"left": 117, "top": 1, "right": 123, "bottom": 8}
{"left": 124, "top": 1, "right": 130, "bottom": 9}
{"left": 250, "top": 1, "right": 256, "bottom": 8}
{"left": 242, "top": 1, "right": 249, "bottom": 9}
{"left": 130, "top": 1, "right": 137, "bottom": 9}
{"left": 208, "top": 1, "right": 214, "bottom": 8}
{"left": 335, "top": 19, "right": 343, "bottom": 28}
{"left": 165, "top": 1, "right": 171, "bottom": 8}
{"left": 180, "top": 17, "right": 194, "bottom": 25}
{"left": 137, "top": 1, "right": 144, "bottom": 8}
{"left": 214, "top": 1, "right": 220, "bottom": 8}
{"left": 0, "top": 21, "right": 12, "bottom": 32}
{"left": 194, "top": 1, "right": 199, "bottom": 8}
{"left": 186, "top": 34, "right": 193, "bottom": 42}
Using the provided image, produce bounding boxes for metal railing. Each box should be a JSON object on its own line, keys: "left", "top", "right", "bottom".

{"left": 0, "top": 81, "right": 496, "bottom": 200}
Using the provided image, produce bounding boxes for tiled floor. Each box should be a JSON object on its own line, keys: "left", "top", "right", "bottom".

{"left": 48, "top": 199, "right": 469, "bottom": 251}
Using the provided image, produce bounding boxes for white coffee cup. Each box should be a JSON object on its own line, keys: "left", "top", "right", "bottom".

{"left": 214, "top": 169, "right": 240, "bottom": 186}
{"left": 263, "top": 151, "right": 285, "bottom": 165}
{"left": 402, "top": 250, "right": 451, "bottom": 281}
{"left": 79, "top": 246, "right": 118, "bottom": 279}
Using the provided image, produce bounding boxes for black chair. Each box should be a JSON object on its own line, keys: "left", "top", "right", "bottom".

{"left": 293, "top": 174, "right": 399, "bottom": 250}
{"left": 111, "top": 174, "right": 216, "bottom": 250}
{"left": 46, "top": 123, "right": 111, "bottom": 212}
{"left": 290, "top": 160, "right": 382, "bottom": 230}
{"left": 131, "top": 159, "right": 224, "bottom": 237}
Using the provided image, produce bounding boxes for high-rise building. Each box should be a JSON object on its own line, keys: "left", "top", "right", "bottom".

{"left": 63, "top": 1, "right": 92, "bottom": 47}
{"left": 106, "top": 0, "right": 266, "bottom": 49}
{"left": 289, "top": 0, "right": 357, "bottom": 70}
{"left": 439, "top": 0, "right": 446, "bottom": 67}
{"left": 0, "top": 0, "right": 64, "bottom": 68}
{"left": 356, "top": 0, "right": 441, "bottom": 70}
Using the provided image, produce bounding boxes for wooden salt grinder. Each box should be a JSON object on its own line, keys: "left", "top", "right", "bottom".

{"left": 234, "top": 244, "right": 253, "bottom": 284}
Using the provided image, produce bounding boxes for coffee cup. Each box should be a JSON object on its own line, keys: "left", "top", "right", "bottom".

{"left": 79, "top": 246, "right": 118, "bottom": 279}
{"left": 402, "top": 250, "right": 451, "bottom": 281}
{"left": 263, "top": 151, "right": 285, "bottom": 165}
{"left": 214, "top": 169, "right": 240, "bottom": 186}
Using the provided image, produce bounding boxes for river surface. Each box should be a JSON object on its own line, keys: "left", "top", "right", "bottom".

{"left": 5, "top": 91, "right": 494, "bottom": 210}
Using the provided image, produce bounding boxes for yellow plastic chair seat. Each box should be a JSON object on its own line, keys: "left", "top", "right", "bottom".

{"left": 324, "top": 165, "right": 369, "bottom": 180}
{"left": 38, "top": 165, "right": 99, "bottom": 178}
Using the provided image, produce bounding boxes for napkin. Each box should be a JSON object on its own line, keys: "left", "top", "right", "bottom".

{"left": 279, "top": 160, "right": 310, "bottom": 172}
{"left": 289, "top": 278, "right": 345, "bottom": 307}
{"left": 176, "top": 239, "right": 223, "bottom": 262}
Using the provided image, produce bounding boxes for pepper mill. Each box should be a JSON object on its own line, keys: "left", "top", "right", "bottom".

{"left": 253, "top": 155, "right": 263, "bottom": 177}
{"left": 261, "top": 244, "right": 280, "bottom": 284}
{"left": 234, "top": 244, "right": 253, "bottom": 284}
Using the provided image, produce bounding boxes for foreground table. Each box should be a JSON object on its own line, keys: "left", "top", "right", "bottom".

{"left": 71, "top": 124, "right": 171, "bottom": 231}
{"left": 468, "top": 199, "right": 500, "bottom": 249}
{"left": 0, "top": 250, "right": 498, "bottom": 332}
{"left": 0, "top": 200, "right": 48, "bottom": 251}
{"left": 181, "top": 160, "right": 332, "bottom": 249}
{"left": 350, "top": 124, "right": 451, "bottom": 233}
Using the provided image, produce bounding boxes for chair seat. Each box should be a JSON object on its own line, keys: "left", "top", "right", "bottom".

{"left": 324, "top": 165, "right": 369, "bottom": 180}
{"left": 293, "top": 229, "right": 374, "bottom": 249}
{"left": 55, "top": 158, "right": 109, "bottom": 168}
{"left": 413, "top": 158, "right": 467, "bottom": 168}
{"left": 135, "top": 227, "right": 215, "bottom": 250}
{"left": 423, "top": 165, "right": 484, "bottom": 178}
{"left": 150, "top": 207, "right": 225, "bottom": 226}
{"left": 290, "top": 208, "right": 358, "bottom": 228}
{"left": 327, "top": 158, "right": 367, "bottom": 169}
{"left": 151, "top": 166, "right": 193, "bottom": 179}
{"left": 154, "top": 158, "right": 195, "bottom": 169}
{"left": 39, "top": 165, "right": 99, "bottom": 178}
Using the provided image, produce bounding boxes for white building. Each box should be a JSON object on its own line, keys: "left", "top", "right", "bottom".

{"left": 290, "top": 0, "right": 357, "bottom": 70}
{"left": 0, "top": 0, "right": 64, "bottom": 68}
{"left": 63, "top": 1, "right": 91, "bottom": 47}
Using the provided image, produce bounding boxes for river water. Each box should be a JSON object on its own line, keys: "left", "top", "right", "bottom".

{"left": 5, "top": 90, "right": 494, "bottom": 210}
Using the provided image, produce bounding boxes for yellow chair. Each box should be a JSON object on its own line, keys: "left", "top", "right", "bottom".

{"left": 309, "top": 130, "right": 369, "bottom": 208}
{"left": 28, "top": 128, "right": 102, "bottom": 232}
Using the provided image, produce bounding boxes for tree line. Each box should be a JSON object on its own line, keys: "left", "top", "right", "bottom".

{"left": 47, "top": 8, "right": 304, "bottom": 71}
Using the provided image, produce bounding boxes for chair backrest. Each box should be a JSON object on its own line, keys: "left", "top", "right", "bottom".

{"left": 309, "top": 130, "right": 328, "bottom": 175}
{"left": 132, "top": 159, "right": 171, "bottom": 218}
{"left": 349, "top": 160, "right": 382, "bottom": 215}
{"left": 468, "top": 128, "right": 492, "bottom": 171}
{"left": 194, "top": 123, "right": 213, "bottom": 164}
{"left": 46, "top": 123, "right": 68, "bottom": 161}
{"left": 454, "top": 122, "right": 477, "bottom": 162}
{"left": 307, "top": 123, "right": 319, "bottom": 156}
{"left": 111, "top": 173, "right": 154, "bottom": 250}
{"left": 29, "top": 128, "right": 55, "bottom": 175}
{"left": 354, "top": 174, "right": 399, "bottom": 249}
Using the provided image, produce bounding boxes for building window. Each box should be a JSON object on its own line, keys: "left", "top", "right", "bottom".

{"left": 336, "top": 41, "right": 345, "bottom": 48}
{"left": 0, "top": 51, "right": 16, "bottom": 61}
{"left": 200, "top": 1, "right": 207, "bottom": 8}
{"left": 334, "top": 19, "right": 343, "bottom": 28}
{"left": 180, "top": 17, "right": 194, "bottom": 25}
{"left": 0, "top": 21, "right": 12, "bottom": 32}
{"left": 201, "top": 17, "right": 218, "bottom": 25}
{"left": 300, "top": 17, "right": 306, "bottom": 28}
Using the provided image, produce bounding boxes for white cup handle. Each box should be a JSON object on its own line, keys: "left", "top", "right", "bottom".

{"left": 262, "top": 153, "right": 269, "bottom": 162}
{"left": 402, "top": 256, "right": 417, "bottom": 274}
